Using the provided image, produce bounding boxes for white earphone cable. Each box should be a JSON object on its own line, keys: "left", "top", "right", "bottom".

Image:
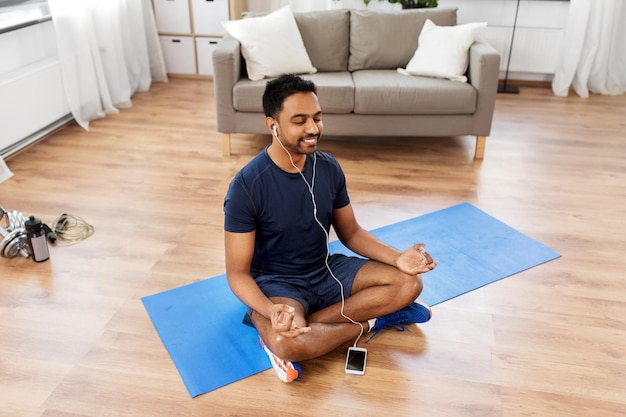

{"left": 276, "top": 134, "right": 364, "bottom": 347}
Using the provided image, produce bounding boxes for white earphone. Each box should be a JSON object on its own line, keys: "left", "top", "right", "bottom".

{"left": 273, "top": 121, "right": 363, "bottom": 347}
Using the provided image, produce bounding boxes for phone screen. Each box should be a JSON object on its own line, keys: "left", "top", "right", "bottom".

{"left": 345, "top": 348, "right": 366, "bottom": 374}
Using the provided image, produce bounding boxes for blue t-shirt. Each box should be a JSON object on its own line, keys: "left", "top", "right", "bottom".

{"left": 224, "top": 148, "right": 350, "bottom": 276}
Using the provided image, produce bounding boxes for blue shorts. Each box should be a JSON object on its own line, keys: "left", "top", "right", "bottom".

{"left": 244, "top": 254, "right": 367, "bottom": 325}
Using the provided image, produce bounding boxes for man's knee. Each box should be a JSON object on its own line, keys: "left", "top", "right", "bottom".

{"left": 413, "top": 273, "right": 424, "bottom": 296}
{"left": 400, "top": 272, "right": 423, "bottom": 303}
{"left": 267, "top": 334, "right": 309, "bottom": 362}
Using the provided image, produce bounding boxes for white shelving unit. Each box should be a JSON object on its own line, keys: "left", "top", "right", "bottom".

{"left": 153, "top": 0, "right": 231, "bottom": 77}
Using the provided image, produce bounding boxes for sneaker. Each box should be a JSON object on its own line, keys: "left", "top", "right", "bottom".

{"left": 367, "top": 300, "right": 432, "bottom": 342}
{"left": 259, "top": 336, "right": 301, "bottom": 382}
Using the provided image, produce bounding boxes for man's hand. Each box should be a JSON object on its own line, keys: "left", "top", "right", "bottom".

{"left": 396, "top": 243, "right": 439, "bottom": 275}
{"left": 270, "top": 304, "right": 311, "bottom": 338}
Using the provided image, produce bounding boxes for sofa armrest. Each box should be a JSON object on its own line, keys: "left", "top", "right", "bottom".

{"left": 212, "top": 35, "right": 243, "bottom": 133}
{"left": 467, "top": 41, "right": 500, "bottom": 135}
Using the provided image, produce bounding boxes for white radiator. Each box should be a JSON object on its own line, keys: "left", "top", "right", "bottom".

{"left": 0, "top": 19, "right": 71, "bottom": 158}
{"left": 0, "top": 57, "right": 70, "bottom": 156}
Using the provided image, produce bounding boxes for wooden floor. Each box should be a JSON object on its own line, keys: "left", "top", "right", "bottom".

{"left": 1, "top": 78, "right": 625, "bottom": 417}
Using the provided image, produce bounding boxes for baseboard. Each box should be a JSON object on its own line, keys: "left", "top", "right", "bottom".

{"left": 1, "top": 114, "right": 74, "bottom": 160}
{"left": 498, "top": 79, "right": 552, "bottom": 89}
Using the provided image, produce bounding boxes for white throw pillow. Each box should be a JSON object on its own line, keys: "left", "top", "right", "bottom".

{"left": 398, "top": 19, "right": 487, "bottom": 82}
{"left": 222, "top": 6, "right": 317, "bottom": 81}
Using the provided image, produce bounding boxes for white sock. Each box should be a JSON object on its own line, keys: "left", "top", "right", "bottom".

{"left": 368, "top": 318, "right": 377, "bottom": 332}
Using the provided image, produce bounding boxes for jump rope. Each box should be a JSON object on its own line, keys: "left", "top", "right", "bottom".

{"left": 274, "top": 126, "right": 365, "bottom": 348}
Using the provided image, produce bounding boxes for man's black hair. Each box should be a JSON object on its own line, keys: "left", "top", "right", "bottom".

{"left": 262, "top": 74, "right": 317, "bottom": 118}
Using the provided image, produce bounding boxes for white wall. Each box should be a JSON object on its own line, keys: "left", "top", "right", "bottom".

{"left": 439, "top": 0, "right": 570, "bottom": 81}
{"left": 246, "top": 0, "right": 399, "bottom": 12}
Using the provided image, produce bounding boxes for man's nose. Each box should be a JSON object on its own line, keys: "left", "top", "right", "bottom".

{"left": 304, "top": 119, "right": 319, "bottom": 134}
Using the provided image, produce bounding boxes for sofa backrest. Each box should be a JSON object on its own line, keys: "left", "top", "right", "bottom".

{"left": 295, "top": 10, "right": 350, "bottom": 72}
{"left": 240, "top": 7, "right": 458, "bottom": 76}
{"left": 348, "top": 7, "right": 457, "bottom": 71}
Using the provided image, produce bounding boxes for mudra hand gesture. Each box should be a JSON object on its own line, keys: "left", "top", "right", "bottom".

{"left": 396, "top": 243, "right": 439, "bottom": 276}
{"left": 270, "top": 303, "right": 311, "bottom": 338}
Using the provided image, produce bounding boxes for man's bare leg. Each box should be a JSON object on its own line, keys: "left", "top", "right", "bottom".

{"left": 253, "top": 260, "right": 423, "bottom": 362}
{"left": 252, "top": 307, "right": 366, "bottom": 362}
{"left": 309, "top": 260, "right": 423, "bottom": 324}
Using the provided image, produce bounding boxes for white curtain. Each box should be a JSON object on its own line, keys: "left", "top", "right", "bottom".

{"left": 48, "top": 0, "right": 168, "bottom": 130}
{"left": 552, "top": 0, "right": 626, "bottom": 98}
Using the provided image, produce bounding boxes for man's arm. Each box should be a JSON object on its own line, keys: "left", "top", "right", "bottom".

{"left": 332, "top": 204, "right": 401, "bottom": 266}
{"left": 332, "top": 204, "right": 437, "bottom": 274}
{"left": 224, "top": 230, "right": 274, "bottom": 319}
{"left": 224, "top": 230, "right": 311, "bottom": 336}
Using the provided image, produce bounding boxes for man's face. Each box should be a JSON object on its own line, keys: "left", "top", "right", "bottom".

{"left": 275, "top": 92, "right": 323, "bottom": 155}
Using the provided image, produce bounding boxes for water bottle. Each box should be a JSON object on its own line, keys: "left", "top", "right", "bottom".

{"left": 25, "top": 216, "right": 50, "bottom": 262}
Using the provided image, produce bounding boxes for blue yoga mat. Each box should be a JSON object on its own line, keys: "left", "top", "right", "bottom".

{"left": 142, "top": 202, "right": 560, "bottom": 397}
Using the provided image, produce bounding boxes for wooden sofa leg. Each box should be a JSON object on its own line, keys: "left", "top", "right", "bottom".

{"left": 474, "top": 136, "right": 486, "bottom": 159}
{"left": 221, "top": 133, "right": 231, "bottom": 156}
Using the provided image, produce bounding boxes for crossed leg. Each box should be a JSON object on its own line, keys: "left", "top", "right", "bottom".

{"left": 251, "top": 260, "right": 423, "bottom": 362}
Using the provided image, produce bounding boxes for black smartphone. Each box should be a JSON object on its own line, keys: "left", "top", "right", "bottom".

{"left": 345, "top": 347, "right": 367, "bottom": 375}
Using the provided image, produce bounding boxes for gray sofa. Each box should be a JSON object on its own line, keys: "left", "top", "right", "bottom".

{"left": 212, "top": 7, "right": 500, "bottom": 159}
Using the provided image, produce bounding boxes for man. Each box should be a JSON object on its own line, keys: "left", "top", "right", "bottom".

{"left": 224, "top": 73, "right": 438, "bottom": 382}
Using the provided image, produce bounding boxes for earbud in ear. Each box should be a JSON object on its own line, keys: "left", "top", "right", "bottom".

{"left": 273, "top": 126, "right": 278, "bottom": 136}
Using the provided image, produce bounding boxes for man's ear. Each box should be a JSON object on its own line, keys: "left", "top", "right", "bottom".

{"left": 265, "top": 117, "right": 276, "bottom": 136}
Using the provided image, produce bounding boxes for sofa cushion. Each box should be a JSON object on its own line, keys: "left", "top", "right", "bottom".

{"left": 352, "top": 70, "right": 477, "bottom": 115}
{"left": 295, "top": 10, "right": 350, "bottom": 72}
{"left": 349, "top": 7, "right": 457, "bottom": 71}
{"left": 304, "top": 72, "right": 355, "bottom": 114}
{"left": 399, "top": 19, "right": 487, "bottom": 82}
{"left": 232, "top": 79, "right": 268, "bottom": 112}
{"left": 222, "top": 6, "right": 316, "bottom": 81}
{"left": 233, "top": 72, "right": 355, "bottom": 114}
